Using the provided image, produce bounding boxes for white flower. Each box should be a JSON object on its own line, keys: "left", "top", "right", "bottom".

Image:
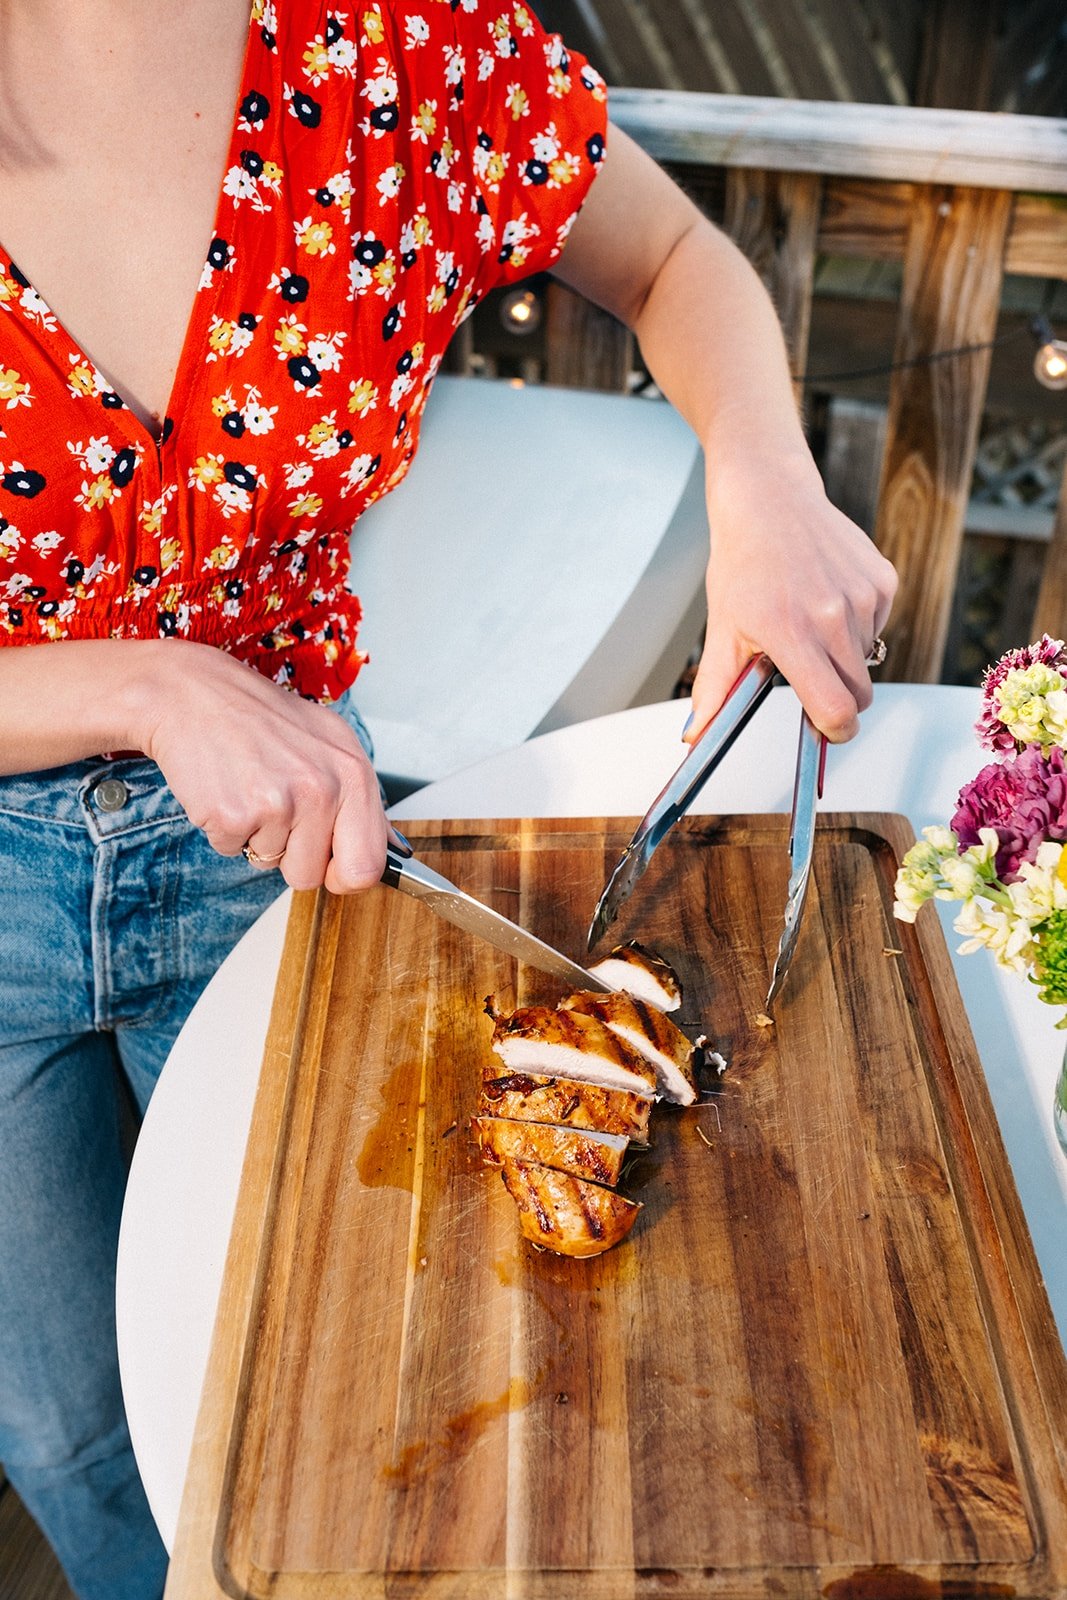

{"left": 404, "top": 14, "right": 429, "bottom": 46}
{"left": 243, "top": 400, "right": 277, "bottom": 435}
{"left": 953, "top": 897, "right": 1034, "bottom": 974}
{"left": 223, "top": 165, "right": 258, "bottom": 201}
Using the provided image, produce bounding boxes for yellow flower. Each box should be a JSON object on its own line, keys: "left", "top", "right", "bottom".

{"left": 303, "top": 41, "right": 329, "bottom": 78}
{"left": 274, "top": 316, "right": 307, "bottom": 357}
{"left": 208, "top": 319, "right": 236, "bottom": 356}
{"left": 414, "top": 99, "right": 437, "bottom": 139}
{"left": 426, "top": 283, "right": 447, "bottom": 315}
{"left": 549, "top": 156, "right": 574, "bottom": 185}
{"left": 484, "top": 151, "right": 507, "bottom": 186}
{"left": 412, "top": 211, "right": 432, "bottom": 246}
{"left": 67, "top": 362, "right": 97, "bottom": 397}
{"left": 347, "top": 379, "right": 377, "bottom": 415}
{"left": 84, "top": 474, "right": 115, "bottom": 509}
{"left": 205, "top": 540, "right": 238, "bottom": 570}
{"left": 514, "top": 5, "right": 532, "bottom": 28}
{"left": 549, "top": 67, "right": 570, "bottom": 97}
{"left": 410, "top": 341, "right": 426, "bottom": 366}
{"left": 159, "top": 544, "right": 182, "bottom": 577}
{"left": 307, "top": 418, "right": 337, "bottom": 447}
{"left": 506, "top": 86, "right": 528, "bottom": 120}
{"left": 372, "top": 258, "right": 396, "bottom": 292}
{"left": 211, "top": 394, "right": 233, "bottom": 418}
{"left": 299, "top": 218, "right": 334, "bottom": 256}
{"left": 0, "top": 274, "right": 20, "bottom": 305}
{"left": 0, "top": 367, "right": 29, "bottom": 403}
{"left": 362, "top": 8, "right": 384, "bottom": 43}
{"left": 191, "top": 455, "right": 224, "bottom": 487}
{"left": 261, "top": 160, "right": 283, "bottom": 184}
{"left": 290, "top": 492, "right": 323, "bottom": 518}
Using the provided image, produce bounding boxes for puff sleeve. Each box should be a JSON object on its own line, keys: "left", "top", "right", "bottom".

{"left": 448, "top": 1, "right": 609, "bottom": 294}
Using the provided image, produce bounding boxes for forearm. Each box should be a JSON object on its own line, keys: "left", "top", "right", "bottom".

{"left": 0, "top": 638, "right": 174, "bottom": 774}
{"left": 629, "top": 215, "right": 813, "bottom": 479}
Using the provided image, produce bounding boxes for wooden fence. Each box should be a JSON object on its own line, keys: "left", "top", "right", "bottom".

{"left": 492, "top": 95, "right": 1067, "bottom": 682}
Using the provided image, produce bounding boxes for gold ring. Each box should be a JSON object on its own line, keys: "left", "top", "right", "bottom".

{"left": 867, "top": 636, "right": 887, "bottom": 667}
{"left": 242, "top": 842, "right": 287, "bottom": 866}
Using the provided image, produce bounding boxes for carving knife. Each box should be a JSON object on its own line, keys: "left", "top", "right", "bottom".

{"left": 765, "top": 712, "right": 827, "bottom": 1009}
{"left": 381, "top": 846, "right": 614, "bottom": 991}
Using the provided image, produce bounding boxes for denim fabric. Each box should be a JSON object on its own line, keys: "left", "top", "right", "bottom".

{"left": 0, "top": 695, "right": 373, "bottom": 1599}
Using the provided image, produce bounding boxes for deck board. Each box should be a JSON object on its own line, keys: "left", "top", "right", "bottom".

{"left": 0, "top": 1474, "right": 74, "bottom": 1600}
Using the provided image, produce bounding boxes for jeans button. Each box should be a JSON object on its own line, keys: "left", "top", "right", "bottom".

{"left": 94, "top": 777, "right": 130, "bottom": 812}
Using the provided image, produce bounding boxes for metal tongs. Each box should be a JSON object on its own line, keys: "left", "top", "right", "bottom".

{"left": 586, "top": 653, "right": 825, "bottom": 1010}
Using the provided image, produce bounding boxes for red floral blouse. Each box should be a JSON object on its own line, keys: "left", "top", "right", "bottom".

{"left": 0, "top": 1, "right": 607, "bottom": 700}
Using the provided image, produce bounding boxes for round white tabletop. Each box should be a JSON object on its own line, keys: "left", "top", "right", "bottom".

{"left": 116, "top": 684, "right": 1067, "bottom": 1552}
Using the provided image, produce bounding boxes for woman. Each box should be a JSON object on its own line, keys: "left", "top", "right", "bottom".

{"left": 0, "top": 2, "right": 895, "bottom": 1595}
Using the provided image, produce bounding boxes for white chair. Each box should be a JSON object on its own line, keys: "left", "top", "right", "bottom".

{"left": 348, "top": 374, "right": 708, "bottom": 796}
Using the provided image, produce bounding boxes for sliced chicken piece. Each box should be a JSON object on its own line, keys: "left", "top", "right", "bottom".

{"left": 489, "top": 1004, "right": 657, "bottom": 1098}
{"left": 478, "top": 1072, "right": 652, "bottom": 1142}
{"left": 560, "top": 991, "right": 698, "bottom": 1107}
{"left": 587, "top": 940, "right": 682, "bottom": 1012}
{"left": 474, "top": 1116, "right": 629, "bottom": 1187}
{"left": 500, "top": 1158, "right": 641, "bottom": 1258}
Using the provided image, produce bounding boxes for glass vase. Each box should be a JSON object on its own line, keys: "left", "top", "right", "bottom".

{"left": 1056, "top": 1045, "right": 1067, "bottom": 1157}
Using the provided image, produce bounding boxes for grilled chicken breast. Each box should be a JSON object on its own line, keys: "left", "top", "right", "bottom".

{"left": 473, "top": 1116, "right": 629, "bottom": 1186}
{"left": 489, "top": 1004, "right": 657, "bottom": 1097}
{"left": 587, "top": 940, "right": 682, "bottom": 1011}
{"left": 560, "top": 991, "right": 698, "bottom": 1106}
{"left": 500, "top": 1158, "right": 641, "bottom": 1257}
{"left": 479, "top": 1071, "right": 653, "bottom": 1140}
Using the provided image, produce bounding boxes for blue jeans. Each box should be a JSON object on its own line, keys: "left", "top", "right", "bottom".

{"left": 0, "top": 697, "right": 374, "bottom": 1600}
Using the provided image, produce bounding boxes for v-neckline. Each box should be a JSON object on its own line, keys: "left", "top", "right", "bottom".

{"left": 0, "top": 1, "right": 259, "bottom": 454}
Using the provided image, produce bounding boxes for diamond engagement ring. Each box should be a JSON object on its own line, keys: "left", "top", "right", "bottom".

{"left": 866, "top": 636, "right": 888, "bottom": 667}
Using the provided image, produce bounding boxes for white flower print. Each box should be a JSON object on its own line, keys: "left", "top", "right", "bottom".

{"left": 377, "top": 164, "right": 405, "bottom": 204}
{"left": 223, "top": 165, "right": 260, "bottom": 203}
{"left": 328, "top": 35, "right": 358, "bottom": 73}
{"left": 284, "top": 461, "right": 315, "bottom": 491}
{"left": 477, "top": 48, "right": 495, "bottom": 80}
{"left": 362, "top": 57, "right": 398, "bottom": 107}
{"left": 31, "top": 530, "right": 61, "bottom": 555}
{"left": 307, "top": 333, "right": 346, "bottom": 374}
{"left": 18, "top": 287, "right": 56, "bottom": 331}
{"left": 404, "top": 14, "right": 430, "bottom": 47}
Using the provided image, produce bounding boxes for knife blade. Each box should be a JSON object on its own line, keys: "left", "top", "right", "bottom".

{"left": 765, "top": 712, "right": 826, "bottom": 1008}
{"left": 381, "top": 847, "right": 614, "bottom": 991}
{"left": 587, "top": 653, "right": 778, "bottom": 950}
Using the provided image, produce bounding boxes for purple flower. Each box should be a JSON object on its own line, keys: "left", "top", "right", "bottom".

{"left": 976, "top": 634, "right": 1067, "bottom": 752}
{"left": 952, "top": 744, "right": 1067, "bottom": 880}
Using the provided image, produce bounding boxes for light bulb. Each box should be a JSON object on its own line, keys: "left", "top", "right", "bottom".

{"left": 1035, "top": 338, "right": 1067, "bottom": 391}
{"left": 500, "top": 287, "right": 541, "bottom": 335}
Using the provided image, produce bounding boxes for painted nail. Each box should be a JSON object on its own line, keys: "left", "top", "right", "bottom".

{"left": 681, "top": 711, "right": 694, "bottom": 739}
{"left": 390, "top": 827, "right": 414, "bottom": 857}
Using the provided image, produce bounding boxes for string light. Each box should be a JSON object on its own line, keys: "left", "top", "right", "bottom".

{"left": 794, "top": 323, "right": 1030, "bottom": 388}
{"left": 1031, "top": 315, "right": 1067, "bottom": 391}
{"left": 499, "top": 287, "right": 542, "bottom": 335}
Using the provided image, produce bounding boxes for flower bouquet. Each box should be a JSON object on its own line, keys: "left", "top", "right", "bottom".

{"left": 893, "top": 635, "right": 1067, "bottom": 1150}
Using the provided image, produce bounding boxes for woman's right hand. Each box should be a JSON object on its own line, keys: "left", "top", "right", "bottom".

{"left": 140, "top": 640, "right": 390, "bottom": 895}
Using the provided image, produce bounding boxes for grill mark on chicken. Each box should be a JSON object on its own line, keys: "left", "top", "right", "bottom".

{"left": 473, "top": 1116, "right": 629, "bottom": 1186}
{"left": 560, "top": 991, "right": 698, "bottom": 1106}
{"left": 489, "top": 1004, "right": 658, "bottom": 1097}
{"left": 478, "top": 1072, "right": 653, "bottom": 1141}
{"left": 499, "top": 1159, "right": 641, "bottom": 1258}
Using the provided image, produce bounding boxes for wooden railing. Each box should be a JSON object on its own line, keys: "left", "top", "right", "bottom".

{"left": 547, "top": 94, "right": 1067, "bottom": 682}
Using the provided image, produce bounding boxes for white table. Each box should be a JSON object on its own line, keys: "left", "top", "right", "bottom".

{"left": 116, "top": 683, "right": 1067, "bottom": 1553}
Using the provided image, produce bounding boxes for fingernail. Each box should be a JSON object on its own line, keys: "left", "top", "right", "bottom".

{"left": 390, "top": 827, "right": 414, "bottom": 857}
{"left": 681, "top": 711, "right": 694, "bottom": 739}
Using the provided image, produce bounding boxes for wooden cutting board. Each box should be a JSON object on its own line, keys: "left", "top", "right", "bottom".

{"left": 166, "top": 815, "right": 1067, "bottom": 1600}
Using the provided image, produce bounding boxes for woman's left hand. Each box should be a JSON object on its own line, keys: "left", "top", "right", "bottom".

{"left": 685, "top": 447, "right": 898, "bottom": 746}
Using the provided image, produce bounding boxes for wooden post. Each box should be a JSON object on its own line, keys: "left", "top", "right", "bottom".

{"left": 543, "top": 283, "right": 633, "bottom": 392}
{"left": 723, "top": 169, "right": 822, "bottom": 388}
{"left": 873, "top": 184, "right": 1012, "bottom": 682}
{"left": 1031, "top": 454, "right": 1067, "bottom": 642}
